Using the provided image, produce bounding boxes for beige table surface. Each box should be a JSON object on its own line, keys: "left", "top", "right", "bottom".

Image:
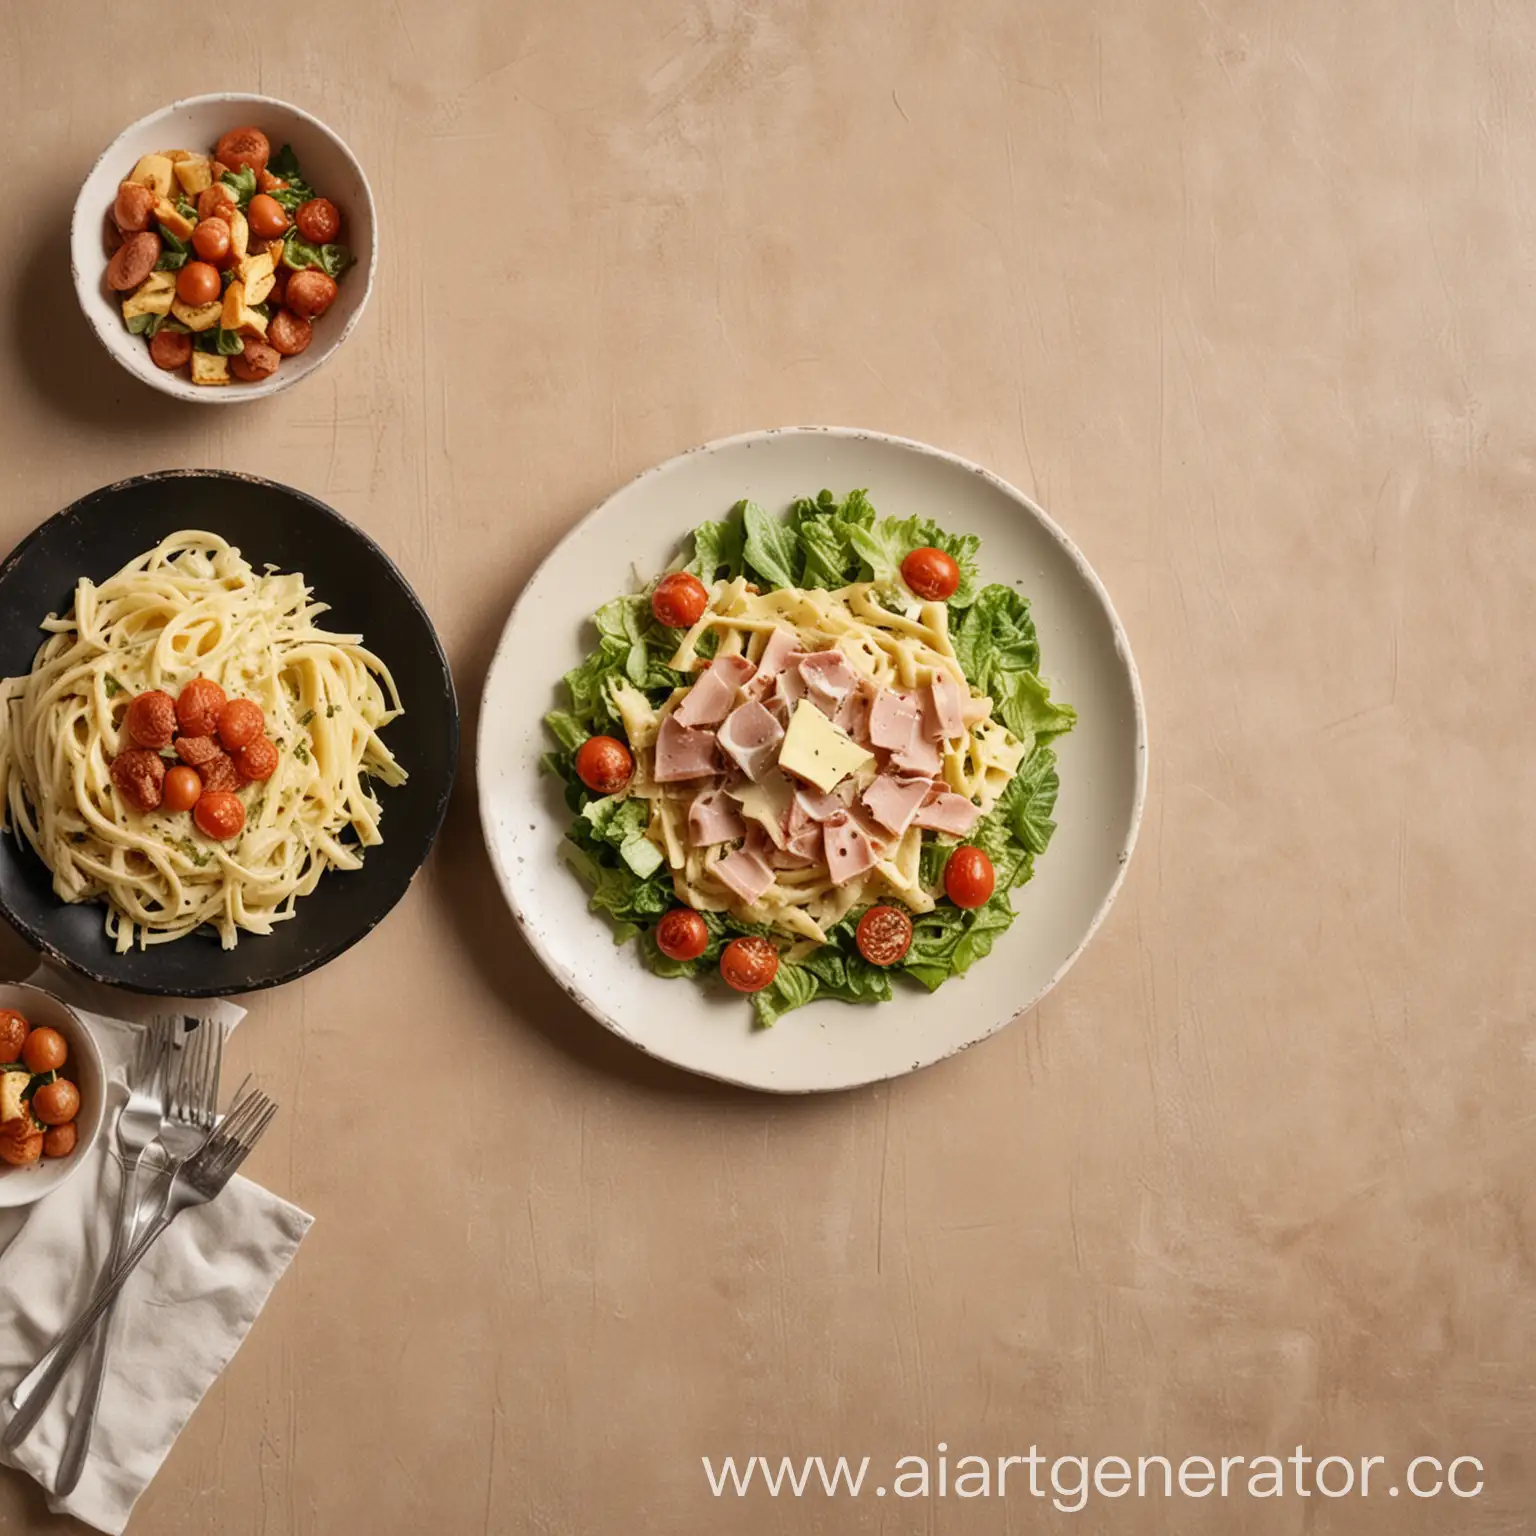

{"left": 1, "top": 2, "right": 1533, "bottom": 1532}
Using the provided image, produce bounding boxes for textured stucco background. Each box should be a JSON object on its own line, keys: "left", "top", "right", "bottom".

{"left": 0, "top": 1, "right": 1531, "bottom": 1530}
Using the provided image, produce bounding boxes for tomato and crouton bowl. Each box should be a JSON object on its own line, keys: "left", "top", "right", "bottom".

{"left": 72, "top": 95, "right": 376, "bottom": 403}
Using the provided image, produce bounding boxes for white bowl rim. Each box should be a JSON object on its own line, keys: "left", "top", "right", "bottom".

{"left": 0, "top": 980, "right": 107, "bottom": 1205}
{"left": 70, "top": 91, "right": 377, "bottom": 406}
{"left": 477, "top": 424, "right": 1150, "bottom": 1093}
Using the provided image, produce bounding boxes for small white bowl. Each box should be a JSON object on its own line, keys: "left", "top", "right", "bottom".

{"left": 71, "top": 93, "right": 376, "bottom": 404}
{"left": 0, "top": 983, "right": 107, "bottom": 1209}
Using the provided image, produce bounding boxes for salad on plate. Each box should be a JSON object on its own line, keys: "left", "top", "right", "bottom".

{"left": 542, "top": 490, "right": 1075, "bottom": 1026}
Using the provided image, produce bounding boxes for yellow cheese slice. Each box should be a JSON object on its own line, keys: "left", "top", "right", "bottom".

{"left": 777, "top": 700, "right": 873, "bottom": 793}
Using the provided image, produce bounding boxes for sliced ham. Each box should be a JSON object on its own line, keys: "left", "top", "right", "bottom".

{"left": 688, "top": 787, "right": 746, "bottom": 846}
{"left": 861, "top": 773, "right": 934, "bottom": 837}
{"left": 892, "top": 723, "right": 942, "bottom": 777}
{"left": 869, "top": 689, "right": 920, "bottom": 751}
{"left": 675, "top": 654, "right": 755, "bottom": 728}
{"left": 717, "top": 700, "right": 784, "bottom": 782}
{"left": 745, "top": 626, "right": 799, "bottom": 700}
{"left": 913, "top": 791, "right": 981, "bottom": 836}
{"left": 728, "top": 767, "right": 795, "bottom": 849}
{"left": 792, "top": 783, "right": 851, "bottom": 822}
{"left": 798, "top": 648, "right": 857, "bottom": 716}
{"left": 930, "top": 673, "right": 965, "bottom": 740}
{"left": 713, "top": 845, "right": 776, "bottom": 905}
{"left": 652, "top": 715, "right": 719, "bottom": 782}
{"left": 823, "top": 817, "right": 879, "bottom": 886}
{"left": 776, "top": 660, "right": 809, "bottom": 710}
{"left": 834, "top": 676, "right": 875, "bottom": 744}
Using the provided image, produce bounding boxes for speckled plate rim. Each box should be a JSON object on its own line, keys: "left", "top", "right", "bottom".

{"left": 0, "top": 469, "right": 459, "bottom": 996}
{"left": 478, "top": 426, "right": 1149, "bottom": 1093}
{"left": 70, "top": 92, "right": 378, "bottom": 406}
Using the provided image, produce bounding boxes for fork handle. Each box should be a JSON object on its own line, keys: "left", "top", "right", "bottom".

{"left": 49, "top": 1150, "right": 153, "bottom": 1494}
{"left": 0, "top": 1209, "right": 175, "bottom": 1455}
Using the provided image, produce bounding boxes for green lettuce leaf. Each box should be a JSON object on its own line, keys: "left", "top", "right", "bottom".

{"left": 901, "top": 895, "right": 1017, "bottom": 992}
{"left": 581, "top": 793, "right": 663, "bottom": 877}
{"left": 562, "top": 844, "right": 672, "bottom": 943}
{"left": 848, "top": 514, "right": 982, "bottom": 608}
{"left": 751, "top": 962, "right": 820, "bottom": 1027}
{"left": 953, "top": 585, "right": 1074, "bottom": 744}
{"left": 219, "top": 164, "right": 258, "bottom": 208}
{"left": 686, "top": 509, "right": 746, "bottom": 583}
{"left": 742, "top": 500, "right": 799, "bottom": 589}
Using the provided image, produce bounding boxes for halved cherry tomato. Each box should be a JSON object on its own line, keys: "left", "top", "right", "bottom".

{"left": 192, "top": 217, "right": 233, "bottom": 265}
{"left": 176, "top": 261, "right": 221, "bottom": 307}
{"left": 124, "top": 690, "right": 177, "bottom": 749}
{"left": 216, "top": 127, "right": 270, "bottom": 174}
{"left": 720, "top": 936, "right": 779, "bottom": 993}
{"left": 176, "top": 677, "right": 227, "bottom": 736}
{"left": 901, "top": 547, "right": 961, "bottom": 602}
{"left": 855, "top": 904, "right": 914, "bottom": 966}
{"left": 246, "top": 193, "right": 288, "bottom": 240}
{"left": 235, "top": 737, "right": 279, "bottom": 783}
{"left": 943, "top": 845, "right": 995, "bottom": 909}
{"left": 217, "top": 698, "right": 265, "bottom": 750}
{"left": 22, "top": 1026, "right": 67, "bottom": 1074}
{"left": 194, "top": 791, "right": 246, "bottom": 842}
{"left": 650, "top": 571, "right": 709, "bottom": 630}
{"left": 574, "top": 735, "right": 633, "bottom": 794}
{"left": 295, "top": 197, "right": 340, "bottom": 243}
{"left": 656, "top": 908, "right": 709, "bottom": 962}
{"left": 163, "top": 765, "right": 203, "bottom": 813}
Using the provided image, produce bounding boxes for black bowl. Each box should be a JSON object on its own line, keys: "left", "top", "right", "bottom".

{"left": 0, "top": 470, "right": 458, "bottom": 996}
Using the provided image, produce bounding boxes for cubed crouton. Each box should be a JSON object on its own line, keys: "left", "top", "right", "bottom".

{"left": 171, "top": 296, "right": 222, "bottom": 332}
{"left": 122, "top": 271, "right": 177, "bottom": 322}
{"left": 238, "top": 250, "right": 275, "bottom": 305}
{"left": 0, "top": 1070, "right": 30, "bottom": 1123}
{"left": 190, "top": 352, "right": 230, "bottom": 386}
{"left": 228, "top": 208, "right": 249, "bottom": 261}
{"left": 128, "top": 154, "right": 174, "bottom": 199}
{"left": 173, "top": 155, "right": 214, "bottom": 196}
{"left": 153, "top": 198, "right": 196, "bottom": 242}
{"left": 221, "top": 279, "right": 268, "bottom": 338}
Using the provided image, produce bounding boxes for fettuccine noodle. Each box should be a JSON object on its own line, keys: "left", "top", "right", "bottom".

{"left": 0, "top": 531, "right": 406, "bottom": 951}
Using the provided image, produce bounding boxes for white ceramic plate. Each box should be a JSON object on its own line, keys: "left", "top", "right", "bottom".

{"left": 479, "top": 428, "right": 1147, "bottom": 1093}
{"left": 71, "top": 93, "right": 376, "bottom": 404}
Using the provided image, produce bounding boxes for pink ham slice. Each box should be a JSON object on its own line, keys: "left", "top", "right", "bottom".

{"left": 675, "top": 654, "right": 756, "bottom": 728}
{"left": 892, "top": 720, "right": 942, "bottom": 776}
{"left": 823, "top": 816, "right": 879, "bottom": 886}
{"left": 834, "top": 677, "right": 876, "bottom": 744}
{"left": 714, "top": 844, "right": 775, "bottom": 904}
{"left": 688, "top": 787, "right": 746, "bottom": 846}
{"left": 716, "top": 701, "right": 784, "bottom": 782}
{"left": 653, "top": 715, "right": 719, "bottom": 781}
{"left": 869, "top": 689, "right": 920, "bottom": 751}
{"left": 861, "top": 773, "right": 934, "bottom": 837}
{"left": 798, "top": 648, "right": 857, "bottom": 716}
{"left": 745, "top": 626, "right": 799, "bottom": 701}
{"left": 913, "top": 791, "right": 981, "bottom": 836}
{"left": 792, "top": 783, "right": 851, "bottom": 822}
{"left": 930, "top": 673, "right": 965, "bottom": 740}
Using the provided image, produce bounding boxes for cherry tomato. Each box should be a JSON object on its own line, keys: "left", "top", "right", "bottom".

{"left": 216, "top": 127, "right": 270, "bottom": 174}
{"left": 110, "top": 747, "right": 165, "bottom": 812}
{"left": 943, "top": 845, "right": 995, "bottom": 909}
{"left": 192, "top": 217, "right": 233, "bottom": 265}
{"left": 284, "top": 269, "right": 337, "bottom": 320}
{"left": 22, "top": 1027, "right": 67, "bottom": 1074}
{"left": 266, "top": 309, "right": 312, "bottom": 356}
{"left": 175, "top": 733, "right": 223, "bottom": 769}
{"left": 235, "top": 737, "right": 279, "bottom": 783}
{"left": 257, "top": 169, "right": 288, "bottom": 193}
{"left": 197, "top": 753, "right": 241, "bottom": 794}
{"left": 655, "top": 908, "right": 709, "bottom": 962}
{"left": 574, "top": 735, "right": 633, "bottom": 794}
{"left": 0, "top": 1121, "right": 42, "bottom": 1167}
{"left": 901, "top": 547, "right": 961, "bottom": 602}
{"left": 0, "top": 1010, "right": 29, "bottom": 1062}
{"left": 176, "top": 261, "right": 221, "bottom": 307}
{"left": 855, "top": 904, "right": 914, "bottom": 966}
{"left": 113, "top": 181, "right": 157, "bottom": 233}
{"left": 230, "top": 337, "right": 281, "bottom": 382}
{"left": 650, "top": 571, "right": 709, "bottom": 630}
{"left": 194, "top": 791, "right": 246, "bottom": 841}
{"left": 246, "top": 193, "right": 288, "bottom": 240}
{"left": 42, "top": 1122, "right": 77, "bottom": 1159}
{"left": 217, "top": 698, "right": 265, "bottom": 750}
{"left": 720, "top": 936, "right": 779, "bottom": 994}
{"left": 177, "top": 677, "right": 227, "bottom": 737}
{"left": 197, "top": 184, "right": 238, "bottom": 223}
{"left": 295, "top": 197, "right": 341, "bottom": 243}
{"left": 32, "top": 1079, "right": 80, "bottom": 1127}
{"left": 124, "top": 690, "right": 177, "bottom": 749}
{"left": 149, "top": 328, "right": 193, "bottom": 371}
{"left": 163, "top": 765, "right": 203, "bottom": 813}
{"left": 106, "top": 232, "right": 161, "bottom": 291}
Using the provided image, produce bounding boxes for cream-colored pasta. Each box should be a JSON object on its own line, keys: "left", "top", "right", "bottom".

{"left": 635, "top": 579, "right": 1024, "bottom": 945}
{"left": 0, "top": 532, "right": 406, "bottom": 952}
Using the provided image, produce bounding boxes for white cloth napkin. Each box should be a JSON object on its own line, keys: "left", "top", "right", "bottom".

{"left": 0, "top": 966, "right": 312, "bottom": 1534}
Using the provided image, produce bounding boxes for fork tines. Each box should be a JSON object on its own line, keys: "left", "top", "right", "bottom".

{"left": 190, "top": 1086, "right": 278, "bottom": 1188}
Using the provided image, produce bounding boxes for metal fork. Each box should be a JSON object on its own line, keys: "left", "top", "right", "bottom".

{"left": 49, "top": 1017, "right": 222, "bottom": 1495}
{"left": 2, "top": 1080, "right": 275, "bottom": 1454}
